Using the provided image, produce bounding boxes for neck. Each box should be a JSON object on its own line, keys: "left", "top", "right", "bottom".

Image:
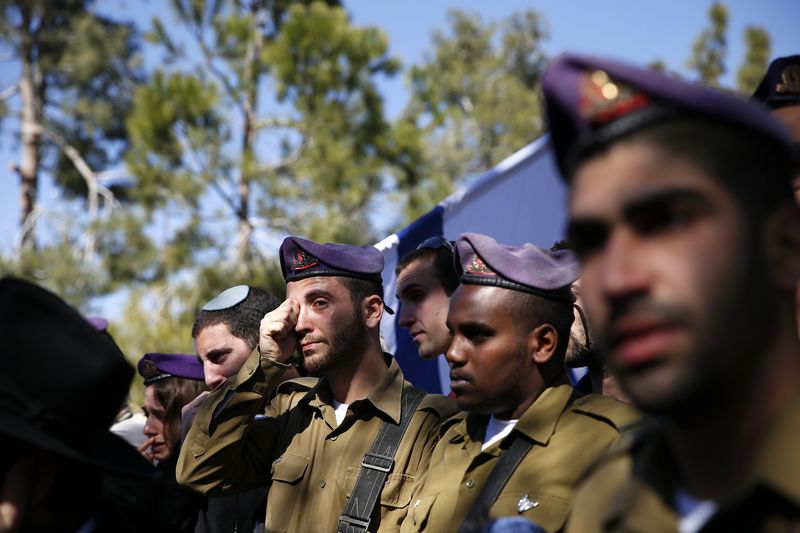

{"left": 328, "top": 340, "right": 389, "bottom": 404}
{"left": 666, "top": 323, "right": 800, "bottom": 499}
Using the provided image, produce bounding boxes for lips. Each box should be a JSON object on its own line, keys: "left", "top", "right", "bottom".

{"left": 300, "top": 337, "right": 324, "bottom": 352}
{"left": 449, "top": 370, "right": 471, "bottom": 390}
{"left": 607, "top": 315, "right": 681, "bottom": 368}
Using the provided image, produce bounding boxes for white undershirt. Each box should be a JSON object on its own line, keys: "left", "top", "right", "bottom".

{"left": 332, "top": 400, "right": 350, "bottom": 426}
{"left": 482, "top": 415, "right": 518, "bottom": 452}
{"left": 674, "top": 487, "right": 718, "bottom": 533}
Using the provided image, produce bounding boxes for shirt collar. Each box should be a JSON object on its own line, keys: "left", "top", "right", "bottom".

{"left": 513, "top": 377, "right": 574, "bottom": 445}
{"left": 303, "top": 354, "right": 404, "bottom": 424}
{"left": 448, "top": 376, "right": 575, "bottom": 452}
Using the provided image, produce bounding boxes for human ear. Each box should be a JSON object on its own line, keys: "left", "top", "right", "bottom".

{"left": 763, "top": 200, "right": 800, "bottom": 289}
{"left": 529, "top": 323, "right": 558, "bottom": 365}
{"left": 362, "top": 294, "right": 384, "bottom": 328}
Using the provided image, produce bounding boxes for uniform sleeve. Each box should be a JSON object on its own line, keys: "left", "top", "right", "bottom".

{"left": 175, "top": 348, "right": 292, "bottom": 495}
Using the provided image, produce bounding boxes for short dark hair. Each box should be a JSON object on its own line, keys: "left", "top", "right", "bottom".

{"left": 340, "top": 276, "right": 385, "bottom": 311}
{"left": 396, "top": 247, "right": 460, "bottom": 296}
{"left": 191, "top": 286, "right": 280, "bottom": 350}
{"left": 506, "top": 290, "right": 576, "bottom": 364}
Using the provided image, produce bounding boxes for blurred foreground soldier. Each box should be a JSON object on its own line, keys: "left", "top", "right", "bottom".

{"left": 86, "top": 316, "right": 149, "bottom": 450}
{"left": 401, "top": 234, "right": 641, "bottom": 533}
{"left": 541, "top": 53, "right": 800, "bottom": 532}
{"left": 189, "top": 285, "right": 283, "bottom": 533}
{"left": 178, "top": 237, "right": 457, "bottom": 532}
{"left": 138, "top": 353, "right": 208, "bottom": 532}
{"left": 0, "top": 277, "right": 153, "bottom": 532}
{"left": 396, "top": 236, "right": 460, "bottom": 360}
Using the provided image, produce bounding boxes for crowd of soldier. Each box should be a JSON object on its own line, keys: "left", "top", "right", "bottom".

{"left": 0, "top": 52, "right": 798, "bottom": 533}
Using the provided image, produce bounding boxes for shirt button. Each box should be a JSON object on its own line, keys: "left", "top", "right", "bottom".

{"left": 330, "top": 435, "right": 338, "bottom": 441}
{"left": 320, "top": 480, "right": 326, "bottom": 488}
{"left": 465, "top": 479, "right": 475, "bottom": 488}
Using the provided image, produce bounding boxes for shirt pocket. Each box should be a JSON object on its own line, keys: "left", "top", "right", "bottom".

{"left": 402, "top": 493, "right": 438, "bottom": 532}
{"left": 343, "top": 469, "right": 416, "bottom": 509}
{"left": 266, "top": 451, "right": 310, "bottom": 533}
{"left": 493, "top": 491, "right": 570, "bottom": 532}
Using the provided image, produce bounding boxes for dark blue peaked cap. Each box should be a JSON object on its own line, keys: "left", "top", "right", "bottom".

{"left": 542, "top": 53, "right": 795, "bottom": 180}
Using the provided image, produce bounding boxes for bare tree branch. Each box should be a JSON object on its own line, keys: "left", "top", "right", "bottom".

{"left": 0, "top": 82, "right": 19, "bottom": 101}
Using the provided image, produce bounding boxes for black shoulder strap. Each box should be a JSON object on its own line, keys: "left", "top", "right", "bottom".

{"left": 337, "top": 386, "right": 427, "bottom": 533}
{"left": 456, "top": 434, "right": 533, "bottom": 533}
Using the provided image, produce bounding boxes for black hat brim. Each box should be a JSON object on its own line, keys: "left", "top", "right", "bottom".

{"left": 0, "top": 411, "right": 155, "bottom": 477}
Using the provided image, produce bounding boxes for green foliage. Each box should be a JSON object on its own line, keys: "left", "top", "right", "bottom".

{"left": 399, "top": 9, "right": 548, "bottom": 220}
{"left": 687, "top": 2, "right": 728, "bottom": 87}
{"left": 126, "top": 71, "right": 222, "bottom": 212}
{"left": 737, "top": 26, "right": 771, "bottom": 95}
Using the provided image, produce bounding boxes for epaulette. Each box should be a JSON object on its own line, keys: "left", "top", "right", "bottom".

{"left": 275, "top": 376, "right": 319, "bottom": 395}
{"left": 439, "top": 410, "right": 467, "bottom": 438}
{"left": 570, "top": 394, "right": 646, "bottom": 431}
{"left": 574, "top": 417, "right": 660, "bottom": 483}
{"left": 418, "top": 393, "right": 460, "bottom": 419}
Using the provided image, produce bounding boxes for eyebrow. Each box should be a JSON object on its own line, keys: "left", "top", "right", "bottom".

{"left": 303, "top": 289, "right": 335, "bottom": 302}
{"left": 396, "top": 282, "right": 424, "bottom": 298}
{"left": 621, "top": 187, "right": 711, "bottom": 221}
{"left": 568, "top": 187, "right": 712, "bottom": 236}
{"left": 202, "top": 347, "right": 232, "bottom": 361}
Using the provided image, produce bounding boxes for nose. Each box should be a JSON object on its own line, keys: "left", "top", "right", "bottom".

{"left": 294, "top": 303, "right": 312, "bottom": 335}
{"left": 598, "top": 228, "right": 651, "bottom": 302}
{"left": 445, "top": 335, "right": 466, "bottom": 367}
{"left": 204, "top": 363, "right": 224, "bottom": 390}
{"left": 143, "top": 415, "right": 157, "bottom": 437}
{"left": 398, "top": 301, "right": 414, "bottom": 329}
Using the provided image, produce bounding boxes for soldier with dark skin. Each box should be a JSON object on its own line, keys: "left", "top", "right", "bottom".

{"left": 538, "top": 53, "right": 800, "bottom": 532}
{"left": 177, "top": 237, "right": 456, "bottom": 532}
{"left": 401, "top": 233, "right": 641, "bottom": 533}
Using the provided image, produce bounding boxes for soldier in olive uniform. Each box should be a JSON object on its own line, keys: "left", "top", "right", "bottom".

{"left": 401, "top": 233, "right": 642, "bottom": 533}
{"left": 177, "top": 237, "right": 456, "bottom": 532}
{"left": 539, "top": 54, "right": 800, "bottom": 531}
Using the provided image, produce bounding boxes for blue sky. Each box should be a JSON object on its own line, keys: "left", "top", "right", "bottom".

{"left": 0, "top": 0, "right": 797, "bottom": 252}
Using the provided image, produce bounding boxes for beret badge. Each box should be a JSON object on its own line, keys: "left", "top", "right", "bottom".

{"left": 579, "top": 69, "right": 650, "bottom": 125}
{"left": 139, "top": 358, "right": 170, "bottom": 385}
{"left": 465, "top": 256, "right": 495, "bottom": 276}
{"left": 292, "top": 250, "right": 319, "bottom": 272}
{"left": 776, "top": 63, "right": 800, "bottom": 95}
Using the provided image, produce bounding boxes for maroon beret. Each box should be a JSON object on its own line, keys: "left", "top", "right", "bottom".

{"left": 455, "top": 233, "right": 579, "bottom": 302}
{"left": 542, "top": 53, "right": 795, "bottom": 180}
{"left": 137, "top": 352, "right": 204, "bottom": 386}
{"left": 279, "top": 236, "right": 385, "bottom": 283}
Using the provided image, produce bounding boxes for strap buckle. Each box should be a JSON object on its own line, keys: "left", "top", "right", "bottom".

{"left": 337, "top": 514, "right": 370, "bottom": 532}
{"left": 361, "top": 452, "right": 393, "bottom": 473}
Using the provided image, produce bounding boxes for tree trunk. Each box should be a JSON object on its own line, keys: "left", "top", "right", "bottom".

{"left": 17, "top": 36, "right": 44, "bottom": 251}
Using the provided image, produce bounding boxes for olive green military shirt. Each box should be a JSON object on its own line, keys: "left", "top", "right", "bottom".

{"left": 565, "top": 390, "right": 800, "bottom": 533}
{"left": 176, "top": 349, "right": 457, "bottom": 533}
{"left": 401, "top": 378, "right": 643, "bottom": 533}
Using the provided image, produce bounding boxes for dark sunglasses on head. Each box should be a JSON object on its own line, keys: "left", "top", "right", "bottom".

{"left": 416, "top": 236, "right": 455, "bottom": 253}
